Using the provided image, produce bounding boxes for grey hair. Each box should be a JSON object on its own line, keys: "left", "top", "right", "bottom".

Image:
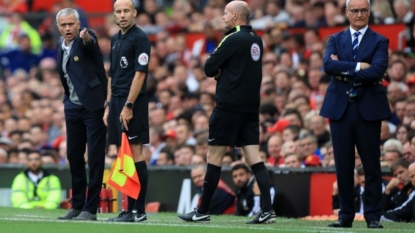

{"left": 383, "top": 139, "right": 403, "bottom": 153}
{"left": 393, "top": 0, "right": 410, "bottom": 8}
{"left": 346, "top": 0, "right": 370, "bottom": 8}
{"left": 56, "top": 8, "right": 80, "bottom": 23}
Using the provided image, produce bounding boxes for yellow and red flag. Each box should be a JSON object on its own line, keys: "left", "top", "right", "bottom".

{"left": 107, "top": 132, "right": 140, "bottom": 198}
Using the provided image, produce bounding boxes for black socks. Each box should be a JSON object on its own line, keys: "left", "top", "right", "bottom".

{"left": 251, "top": 162, "right": 272, "bottom": 212}
{"left": 197, "top": 163, "right": 222, "bottom": 214}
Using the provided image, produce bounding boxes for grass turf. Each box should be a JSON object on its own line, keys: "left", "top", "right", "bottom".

{"left": 0, "top": 207, "right": 413, "bottom": 233}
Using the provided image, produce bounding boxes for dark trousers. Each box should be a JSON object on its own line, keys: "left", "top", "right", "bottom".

{"left": 64, "top": 99, "right": 106, "bottom": 214}
{"left": 330, "top": 102, "right": 382, "bottom": 222}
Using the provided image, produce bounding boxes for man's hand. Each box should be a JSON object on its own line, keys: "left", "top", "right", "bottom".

{"left": 80, "top": 28, "right": 91, "bottom": 44}
{"left": 330, "top": 54, "right": 338, "bottom": 60}
{"left": 360, "top": 62, "right": 371, "bottom": 70}
{"left": 384, "top": 177, "right": 399, "bottom": 195}
{"left": 119, "top": 107, "right": 133, "bottom": 131}
{"left": 213, "top": 69, "right": 221, "bottom": 80}
{"left": 103, "top": 107, "right": 109, "bottom": 126}
{"left": 333, "top": 181, "right": 338, "bottom": 195}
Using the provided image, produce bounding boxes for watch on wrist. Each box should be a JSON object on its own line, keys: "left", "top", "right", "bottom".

{"left": 125, "top": 102, "right": 134, "bottom": 109}
{"left": 104, "top": 101, "right": 110, "bottom": 107}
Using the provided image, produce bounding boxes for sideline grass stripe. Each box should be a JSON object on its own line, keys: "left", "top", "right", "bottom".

{"left": 0, "top": 207, "right": 414, "bottom": 233}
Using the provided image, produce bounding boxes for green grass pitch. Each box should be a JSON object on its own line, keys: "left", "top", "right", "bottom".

{"left": 0, "top": 207, "right": 413, "bottom": 233}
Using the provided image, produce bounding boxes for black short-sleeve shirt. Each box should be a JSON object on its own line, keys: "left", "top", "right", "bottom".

{"left": 109, "top": 25, "right": 151, "bottom": 96}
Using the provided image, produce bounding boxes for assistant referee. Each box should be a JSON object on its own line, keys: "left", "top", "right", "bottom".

{"left": 178, "top": 0, "right": 276, "bottom": 224}
{"left": 104, "top": 0, "right": 151, "bottom": 223}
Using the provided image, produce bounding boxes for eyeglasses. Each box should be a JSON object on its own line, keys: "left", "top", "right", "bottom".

{"left": 348, "top": 8, "right": 369, "bottom": 15}
{"left": 28, "top": 158, "right": 40, "bottom": 162}
{"left": 262, "top": 60, "right": 275, "bottom": 65}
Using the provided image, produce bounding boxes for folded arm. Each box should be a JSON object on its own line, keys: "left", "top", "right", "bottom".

{"left": 323, "top": 36, "right": 357, "bottom": 76}
{"left": 353, "top": 38, "right": 389, "bottom": 83}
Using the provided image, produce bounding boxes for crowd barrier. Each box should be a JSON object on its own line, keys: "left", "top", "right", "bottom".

{"left": 0, "top": 165, "right": 392, "bottom": 217}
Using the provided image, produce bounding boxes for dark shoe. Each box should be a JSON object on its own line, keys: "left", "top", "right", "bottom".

{"left": 72, "top": 211, "right": 97, "bottom": 221}
{"left": 246, "top": 210, "right": 277, "bottom": 224}
{"left": 108, "top": 211, "right": 135, "bottom": 222}
{"left": 178, "top": 208, "right": 210, "bottom": 222}
{"left": 57, "top": 209, "right": 82, "bottom": 220}
{"left": 134, "top": 212, "right": 147, "bottom": 222}
{"left": 328, "top": 219, "right": 353, "bottom": 228}
{"left": 367, "top": 220, "right": 383, "bottom": 229}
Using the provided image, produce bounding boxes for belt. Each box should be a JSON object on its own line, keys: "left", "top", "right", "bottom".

{"left": 336, "top": 76, "right": 348, "bottom": 82}
{"left": 336, "top": 76, "right": 381, "bottom": 86}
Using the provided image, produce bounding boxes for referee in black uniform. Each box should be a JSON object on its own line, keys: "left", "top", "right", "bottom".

{"left": 178, "top": 0, "right": 276, "bottom": 224}
{"left": 104, "top": 0, "right": 150, "bottom": 222}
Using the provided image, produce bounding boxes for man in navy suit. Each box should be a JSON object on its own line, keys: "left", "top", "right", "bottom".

{"left": 55, "top": 8, "right": 107, "bottom": 221}
{"left": 320, "top": 0, "right": 390, "bottom": 229}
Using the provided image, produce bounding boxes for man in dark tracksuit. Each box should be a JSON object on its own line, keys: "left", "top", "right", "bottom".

{"left": 381, "top": 158, "right": 415, "bottom": 222}
{"left": 179, "top": 1, "right": 275, "bottom": 224}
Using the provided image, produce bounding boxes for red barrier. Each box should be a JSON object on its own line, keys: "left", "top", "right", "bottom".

{"left": 309, "top": 173, "right": 337, "bottom": 216}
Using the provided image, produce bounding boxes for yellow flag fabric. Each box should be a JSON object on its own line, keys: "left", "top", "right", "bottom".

{"left": 107, "top": 132, "right": 141, "bottom": 198}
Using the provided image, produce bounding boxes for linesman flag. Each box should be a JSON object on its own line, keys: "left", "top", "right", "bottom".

{"left": 107, "top": 132, "right": 140, "bottom": 198}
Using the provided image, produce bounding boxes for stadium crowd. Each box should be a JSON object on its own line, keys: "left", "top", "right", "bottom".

{"left": 1, "top": 0, "right": 415, "bottom": 220}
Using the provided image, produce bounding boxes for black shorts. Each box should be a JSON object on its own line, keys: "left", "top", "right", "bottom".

{"left": 107, "top": 95, "right": 149, "bottom": 145}
{"left": 208, "top": 108, "right": 259, "bottom": 147}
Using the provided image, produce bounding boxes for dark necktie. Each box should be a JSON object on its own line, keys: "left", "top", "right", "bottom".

{"left": 353, "top": 31, "right": 361, "bottom": 60}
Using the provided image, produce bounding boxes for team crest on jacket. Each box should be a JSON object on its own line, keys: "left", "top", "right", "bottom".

{"left": 138, "top": 53, "right": 149, "bottom": 66}
{"left": 251, "top": 43, "right": 260, "bottom": 61}
{"left": 120, "top": 56, "right": 128, "bottom": 68}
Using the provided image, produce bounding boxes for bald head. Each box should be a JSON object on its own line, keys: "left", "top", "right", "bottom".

{"left": 114, "top": 0, "right": 135, "bottom": 10}
{"left": 227, "top": 0, "right": 250, "bottom": 22}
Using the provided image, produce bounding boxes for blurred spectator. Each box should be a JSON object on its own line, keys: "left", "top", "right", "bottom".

{"left": 0, "top": 10, "right": 42, "bottom": 54}
{"left": 222, "top": 153, "right": 235, "bottom": 167}
{"left": 176, "top": 144, "right": 195, "bottom": 166}
{"left": 284, "top": 153, "right": 302, "bottom": 168}
{"left": 383, "top": 138, "right": 403, "bottom": 152}
{"left": 0, "top": 148, "right": 8, "bottom": 163}
{"left": 381, "top": 158, "right": 415, "bottom": 222}
{"left": 191, "top": 165, "right": 235, "bottom": 215}
{"left": 190, "top": 154, "right": 206, "bottom": 165}
{"left": 384, "top": 149, "right": 402, "bottom": 167}
{"left": 390, "top": 99, "right": 407, "bottom": 126}
{"left": 309, "top": 114, "right": 330, "bottom": 148}
{"left": 282, "top": 125, "right": 300, "bottom": 142}
{"left": 10, "top": 150, "right": 61, "bottom": 209}
{"left": 402, "top": 141, "right": 415, "bottom": 163}
{"left": 266, "top": 134, "right": 283, "bottom": 166}
{"left": 0, "top": 34, "right": 40, "bottom": 73}
{"left": 149, "top": 126, "right": 166, "bottom": 165}
{"left": 232, "top": 163, "right": 256, "bottom": 216}
{"left": 372, "top": 0, "right": 395, "bottom": 24}
{"left": 280, "top": 140, "right": 297, "bottom": 158}
{"left": 298, "top": 133, "right": 321, "bottom": 161}
{"left": 156, "top": 147, "right": 174, "bottom": 166}
{"left": 175, "top": 123, "right": 196, "bottom": 146}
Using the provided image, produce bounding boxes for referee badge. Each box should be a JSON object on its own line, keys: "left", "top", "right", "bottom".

{"left": 251, "top": 43, "right": 260, "bottom": 61}
{"left": 74, "top": 56, "right": 79, "bottom": 62}
{"left": 138, "top": 53, "right": 149, "bottom": 66}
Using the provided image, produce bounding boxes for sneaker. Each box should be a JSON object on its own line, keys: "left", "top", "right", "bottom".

{"left": 246, "top": 210, "right": 276, "bottom": 224}
{"left": 72, "top": 211, "right": 97, "bottom": 221}
{"left": 57, "top": 209, "right": 82, "bottom": 220}
{"left": 134, "top": 213, "right": 147, "bottom": 222}
{"left": 107, "top": 211, "right": 135, "bottom": 222}
{"left": 178, "top": 208, "right": 210, "bottom": 222}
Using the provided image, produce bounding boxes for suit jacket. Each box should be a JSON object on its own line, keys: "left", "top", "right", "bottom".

{"left": 320, "top": 27, "right": 391, "bottom": 121}
{"left": 57, "top": 29, "right": 107, "bottom": 112}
